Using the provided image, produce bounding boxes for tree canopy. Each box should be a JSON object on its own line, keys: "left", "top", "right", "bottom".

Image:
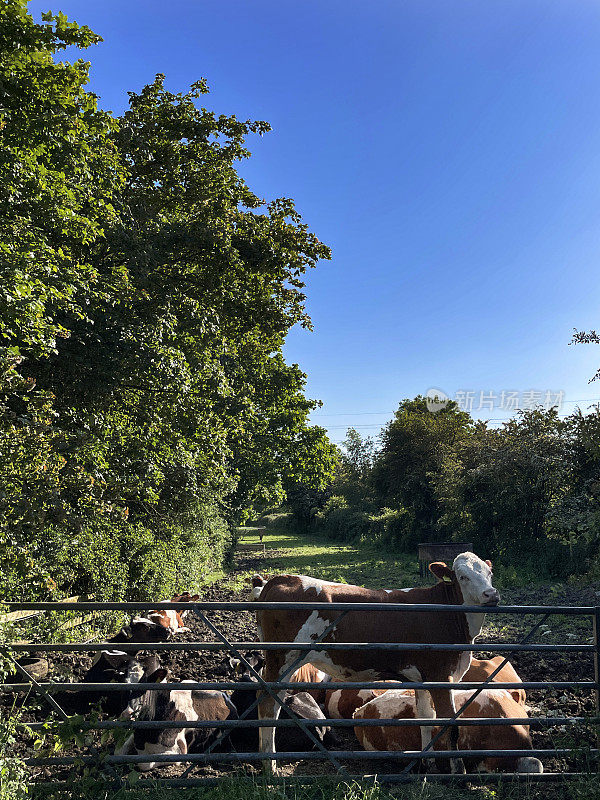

{"left": 0, "top": 1, "right": 336, "bottom": 600}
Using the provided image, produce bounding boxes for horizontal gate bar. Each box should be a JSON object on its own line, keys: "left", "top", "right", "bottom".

{"left": 4, "top": 680, "right": 595, "bottom": 692}
{"left": 23, "top": 748, "right": 600, "bottom": 766}
{"left": 27, "top": 773, "right": 596, "bottom": 789}
{"left": 4, "top": 601, "right": 595, "bottom": 614}
{"left": 8, "top": 641, "right": 593, "bottom": 653}
{"left": 21, "top": 716, "right": 599, "bottom": 730}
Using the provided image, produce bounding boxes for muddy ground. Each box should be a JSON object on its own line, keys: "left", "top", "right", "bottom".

{"left": 8, "top": 548, "right": 600, "bottom": 784}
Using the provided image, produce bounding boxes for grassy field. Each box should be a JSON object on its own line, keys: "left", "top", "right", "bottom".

{"left": 227, "top": 528, "right": 422, "bottom": 591}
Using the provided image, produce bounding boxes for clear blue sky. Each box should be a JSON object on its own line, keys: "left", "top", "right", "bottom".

{"left": 29, "top": 0, "right": 600, "bottom": 443}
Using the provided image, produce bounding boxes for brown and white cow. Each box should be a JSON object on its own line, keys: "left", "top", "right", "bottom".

{"left": 325, "top": 685, "right": 392, "bottom": 719}
{"left": 253, "top": 552, "right": 499, "bottom": 773}
{"left": 352, "top": 688, "right": 542, "bottom": 774}
{"left": 325, "top": 658, "right": 525, "bottom": 720}
{"left": 289, "top": 663, "right": 331, "bottom": 704}
{"left": 466, "top": 657, "right": 526, "bottom": 706}
{"left": 118, "top": 669, "right": 237, "bottom": 771}
{"left": 147, "top": 593, "right": 199, "bottom": 634}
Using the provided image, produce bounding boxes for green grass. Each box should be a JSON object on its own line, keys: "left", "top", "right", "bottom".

{"left": 227, "top": 529, "right": 422, "bottom": 593}
{"left": 28, "top": 775, "right": 600, "bottom": 800}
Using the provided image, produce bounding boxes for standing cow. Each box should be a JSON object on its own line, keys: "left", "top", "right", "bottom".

{"left": 253, "top": 551, "right": 499, "bottom": 773}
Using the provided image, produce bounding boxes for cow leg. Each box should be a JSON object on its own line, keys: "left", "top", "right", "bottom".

{"left": 428, "top": 688, "right": 465, "bottom": 775}
{"left": 257, "top": 653, "right": 287, "bottom": 774}
{"left": 415, "top": 689, "right": 436, "bottom": 771}
{"left": 115, "top": 733, "right": 136, "bottom": 757}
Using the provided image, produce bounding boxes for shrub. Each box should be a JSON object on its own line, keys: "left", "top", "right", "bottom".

{"left": 254, "top": 512, "right": 295, "bottom": 530}
{"left": 313, "top": 496, "right": 371, "bottom": 541}
{"left": 0, "top": 503, "right": 232, "bottom": 604}
{"left": 367, "top": 507, "right": 417, "bottom": 550}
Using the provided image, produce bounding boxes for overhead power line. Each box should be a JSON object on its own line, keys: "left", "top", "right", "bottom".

{"left": 313, "top": 398, "right": 600, "bottom": 418}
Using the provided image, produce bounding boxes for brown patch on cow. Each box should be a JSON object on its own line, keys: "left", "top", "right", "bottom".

{"left": 356, "top": 689, "right": 534, "bottom": 772}
{"left": 463, "top": 657, "right": 526, "bottom": 706}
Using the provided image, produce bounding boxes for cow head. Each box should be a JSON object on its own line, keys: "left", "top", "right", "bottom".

{"left": 83, "top": 652, "right": 163, "bottom": 717}
{"left": 120, "top": 666, "right": 169, "bottom": 721}
{"left": 126, "top": 669, "right": 184, "bottom": 772}
{"left": 122, "top": 617, "right": 172, "bottom": 642}
{"left": 169, "top": 593, "right": 199, "bottom": 618}
{"left": 429, "top": 552, "right": 499, "bottom": 606}
{"left": 90, "top": 650, "right": 132, "bottom": 679}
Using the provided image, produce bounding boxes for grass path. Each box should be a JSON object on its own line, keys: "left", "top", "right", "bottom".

{"left": 226, "top": 529, "right": 422, "bottom": 593}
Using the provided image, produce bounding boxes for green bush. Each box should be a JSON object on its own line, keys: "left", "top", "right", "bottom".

{"left": 0, "top": 503, "right": 232, "bottom": 604}
{"left": 313, "top": 496, "right": 371, "bottom": 541}
{"left": 254, "top": 512, "right": 295, "bottom": 530}
{"left": 367, "top": 507, "right": 417, "bottom": 550}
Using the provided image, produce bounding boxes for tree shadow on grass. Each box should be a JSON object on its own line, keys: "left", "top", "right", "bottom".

{"left": 241, "top": 531, "right": 423, "bottom": 589}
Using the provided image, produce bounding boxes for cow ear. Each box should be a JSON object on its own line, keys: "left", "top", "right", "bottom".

{"left": 509, "top": 690, "right": 522, "bottom": 704}
{"left": 429, "top": 562, "right": 454, "bottom": 582}
{"left": 251, "top": 652, "right": 265, "bottom": 669}
{"left": 485, "top": 559, "right": 492, "bottom": 568}
{"left": 146, "top": 668, "right": 168, "bottom": 683}
{"left": 103, "top": 651, "right": 129, "bottom": 669}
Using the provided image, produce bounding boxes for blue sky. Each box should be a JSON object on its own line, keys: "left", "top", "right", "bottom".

{"left": 29, "top": 0, "right": 600, "bottom": 443}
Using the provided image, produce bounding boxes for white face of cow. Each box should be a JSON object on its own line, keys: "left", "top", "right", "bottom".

{"left": 453, "top": 552, "right": 499, "bottom": 606}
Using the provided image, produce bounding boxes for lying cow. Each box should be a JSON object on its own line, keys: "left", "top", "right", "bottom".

{"left": 253, "top": 551, "right": 500, "bottom": 773}
{"left": 55, "top": 652, "right": 161, "bottom": 716}
{"left": 118, "top": 668, "right": 237, "bottom": 771}
{"left": 325, "top": 657, "right": 525, "bottom": 719}
{"left": 147, "top": 593, "right": 199, "bottom": 634}
{"left": 228, "top": 651, "right": 330, "bottom": 705}
{"left": 353, "top": 688, "right": 542, "bottom": 774}
{"left": 109, "top": 617, "right": 172, "bottom": 648}
{"left": 325, "top": 686, "right": 390, "bottom": 720}
{"left": 289, "top": 663, "right": 331, "bottom": 704}
{"left": 467, "top": 657, "right": 526, "bottom": 706}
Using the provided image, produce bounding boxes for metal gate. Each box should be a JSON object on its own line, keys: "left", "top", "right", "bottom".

{"left": 1, "top": 598, "right": 599, "bottom": 789}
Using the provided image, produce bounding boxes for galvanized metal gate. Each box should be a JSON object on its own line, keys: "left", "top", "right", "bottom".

{"left": 2, "top": 599, "right": 599, "bottom": 789}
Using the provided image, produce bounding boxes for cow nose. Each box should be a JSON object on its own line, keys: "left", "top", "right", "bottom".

{"left": 482, "top": 588, "right": 500, "bottom": 605}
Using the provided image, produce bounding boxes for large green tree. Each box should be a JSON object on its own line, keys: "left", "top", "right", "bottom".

{"left": 371, "top": 396, "right": 474, "bottom": 539}
{"left": 0, "top": 2, "right": 336, "bottom": 600}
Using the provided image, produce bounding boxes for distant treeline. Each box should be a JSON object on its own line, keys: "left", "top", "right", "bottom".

{"left": 285, "top": 398, "right": 600, "bottom": 579}
{"left": 0, "top": 3, "right": 336, "bottom": 602}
